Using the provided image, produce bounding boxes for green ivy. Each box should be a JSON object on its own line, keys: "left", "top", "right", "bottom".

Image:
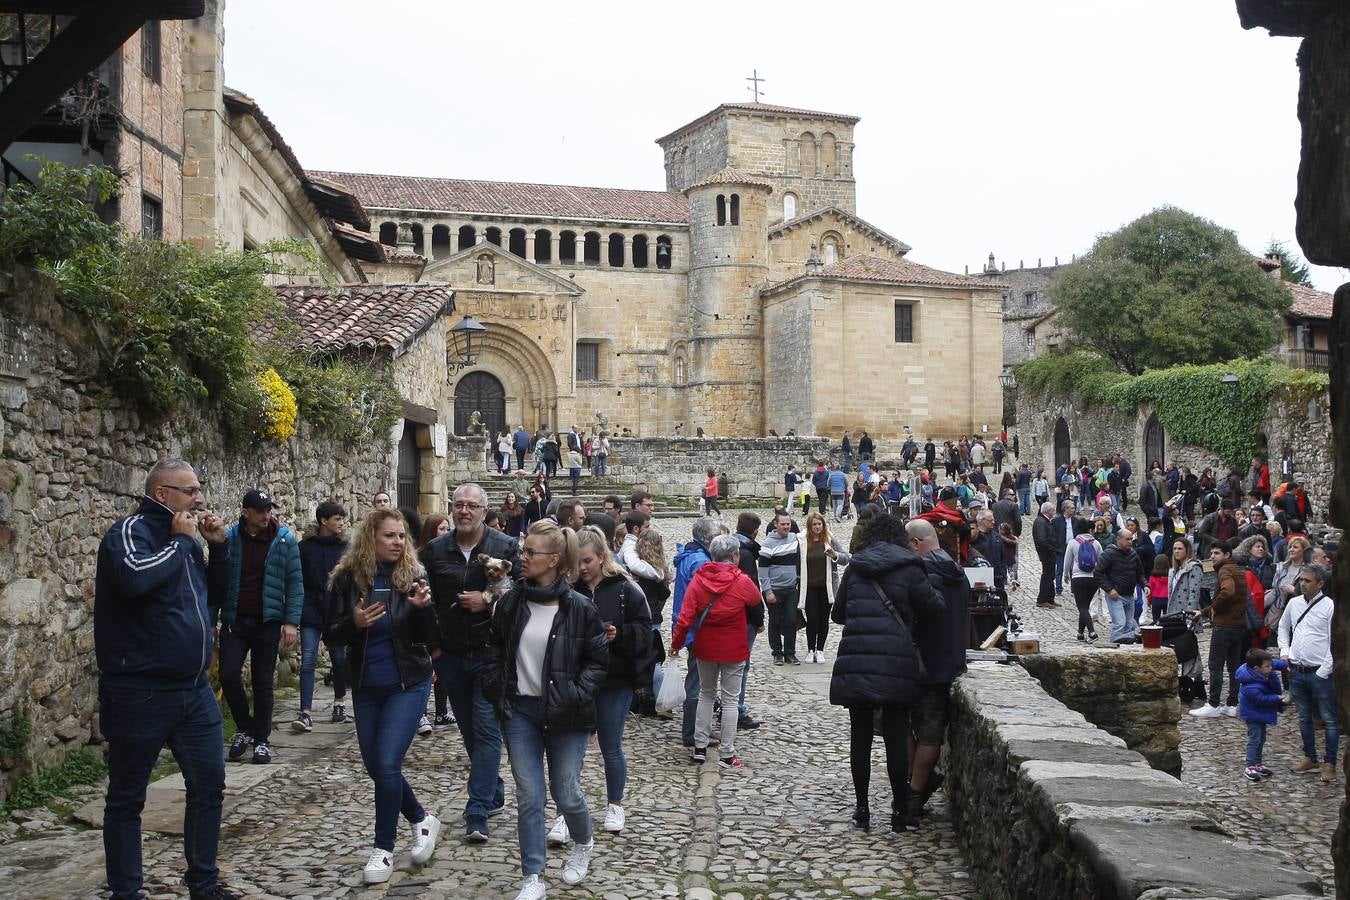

{"left": 1014, "top": 351, "right": 1328, "bottom": 467}
{"left": 0, "top": 706, "right": 32, "bottom": 767}
{"left": 2, "top": 746, "right": 106, "bottom": 814}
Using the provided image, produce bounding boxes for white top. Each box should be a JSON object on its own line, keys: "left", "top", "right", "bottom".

{"left": 619, "top": 533, "right": 661, "bottom": 580}
{"left": 1278, "top": 592, "right": 1334, "bottom": 679}
{"left": 515, "top": 601, "right": 559, "bottom": 697}
{"left": 1063, "top": 536, "right": 1103, "bottom": 580}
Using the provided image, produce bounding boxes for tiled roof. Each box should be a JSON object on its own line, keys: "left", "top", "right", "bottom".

{"left": 308, "top": 170, "right": 689, "bottom": 225}
{"left": 686, "top": 166, "right": 774, "bottom": 191}
{"left": 770, "top": 206, "right": 912, "bottom": 255}
{"left": 274, "top": 284, "right": 453, "bottom": 356}
{"left": 1286, "top": 281, "right": 1333, "bottom": 319}
{"left": 814, "top": 255, "right": 1002, "bottom": 289}
{"left": 656, "top": 102, "right": 859, "bottom": 144}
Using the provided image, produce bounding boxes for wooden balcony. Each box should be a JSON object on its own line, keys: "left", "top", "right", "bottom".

{"left": 1279, "top": 347, "right": 1330, "bottom": 371}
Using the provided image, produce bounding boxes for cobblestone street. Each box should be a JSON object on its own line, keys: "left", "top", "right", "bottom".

{"left": 0, "top": 508, "right": 1338, "bottom": 898}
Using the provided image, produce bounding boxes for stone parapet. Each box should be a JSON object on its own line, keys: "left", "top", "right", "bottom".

{"left": 947, "top": 663, "right": 1322, "bottom": 899}
{"left": 1019, "top": 643, "right": 1183, "bottom": 775}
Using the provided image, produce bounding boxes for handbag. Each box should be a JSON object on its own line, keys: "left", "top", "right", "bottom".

{"left": 684, "top": 590, "right": 723, "bottom": 649}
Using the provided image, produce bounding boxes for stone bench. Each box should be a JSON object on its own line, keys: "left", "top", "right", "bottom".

{"left": 946, "top": 663, "right": 1322, "bottom": 899}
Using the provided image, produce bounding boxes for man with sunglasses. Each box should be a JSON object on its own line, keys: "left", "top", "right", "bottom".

{"left": 95, "top": 459, "right": 236, "bottom": 900}
{"left": 421, "top": 482, "right": 521, "bottom": 842}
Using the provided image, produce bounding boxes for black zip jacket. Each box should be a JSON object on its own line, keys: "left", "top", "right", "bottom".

{"left": 485, "top": 577, "right": 608, "bottom": 729}
{"left": 421, "top": 526, "right": 520, "bottom": 657}
{"left": 299, "top": 533, "right": 347, "bottom": 633}
{"left": 916, "top": 549, "right": 969, "bottom": 684}
{"left": 1093, "top": 543, "right": 1144, "bottom": 595}
{"left": 95, "top": 496, "right": 230, "bottom": 690}
{"left": 326, "top": 570, "right": 439, "bottom": 690}
{"left": 577, "top": 574, "right": 652, "bottom": 689}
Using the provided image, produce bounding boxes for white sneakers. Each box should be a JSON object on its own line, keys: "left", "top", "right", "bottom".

{"left": 409, "top": 812, "right": 441, "bottom": 865}
{"left": 514, "top": 874, "right": 547, "bottom": 900}
{"left": 1222, "top": 705, "right": 1239, "bottom": 717}
{"left": 546, "top": 815, "right": 570, "bottom": 846}
{"left": 1189, "top": 704, "right": 1223, "bottom": 718}
{"left": 417, "top": 715, "right": 433, "bottom": 736}
{"left": 603, "top": 804, "right": 625, "bottom": 833}
{"left": 562, "top": 840, "right": 594, "bottom": 885}
{"left": 363, "top": 846, "right": 393, "bottom": 884}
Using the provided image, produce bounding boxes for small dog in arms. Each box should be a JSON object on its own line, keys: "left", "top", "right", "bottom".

{"left": 478, "top": 554, "right": 513, "bottom": 601}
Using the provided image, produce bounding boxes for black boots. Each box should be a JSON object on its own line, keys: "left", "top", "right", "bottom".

{"left": 851, "top": 803, "right": 870, "bottom": 830}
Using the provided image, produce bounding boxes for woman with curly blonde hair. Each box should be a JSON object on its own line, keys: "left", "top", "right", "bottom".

{"left": 327, "top": 509, "right": 441, "bottom": 883}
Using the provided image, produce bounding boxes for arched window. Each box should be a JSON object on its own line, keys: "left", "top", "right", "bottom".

{"left": 608, "top": 233, "right": 624, "bottom": 267}
{"left": 485, "top": 226, "right": 502, "bottom": 246}
{"left": 1053, "top": 418, "right": 1071, "bottom": 471}
{"left": 783, "top": 193, "right": 797, "bottom": 220}
{"left": 379, "top": 222, "right": 397, "bottom": 246}
{"left": 799, "top": 131, "right": 816, "bottom": 175}
{"left": 559, "top": 230, "right": 577, "bottom": 263}
{"left": 632, "top": 234, "right": 649, "bottom": 268}
{"left": 821, "top": 132, "right": 837, "bottom": 176}
{"left": 412, "top": 224, "right": 425, "bottom": 256}
{"left": 655, "top": 234, "right": 672, "bottom": 270}
{"left": 729, "top": 194, "right": 740, "bottom": 226}
{"left": 582, "top": 231, "right": 601, "bottom": 265}
{"left": 674, "top": 354, "right": 687, "bottom": 385}
{"left": 508, "top": 227, "right": 527, "bottom": 258}
{"left": 431, "top": 224, "right": 451, "bottom": 259}
{"left": 1144, "top": 412, "right": 1165, "bottom": 470}
{"left": 457, "top": 225, "right": 476, "bottom": 251}
{"left": 822, "top": 235, "right": 839, "bottom": 265}
{"left": 534, "top": 228, "right": 552, "bottom": 264}
{"left": 716, "top": 194, "right": 726, "bottom": 226}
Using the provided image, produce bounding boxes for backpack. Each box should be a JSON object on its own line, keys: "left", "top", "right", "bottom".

{"left": 1075, "top": 535, "right": 1099, "bottom": 571}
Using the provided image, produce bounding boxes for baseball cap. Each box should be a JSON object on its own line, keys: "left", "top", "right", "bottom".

{"left": 243, "top": 488, "right": 275, "bottom": 511}
{"left": 938, "top": 486, "right": 958, "bottom": 501}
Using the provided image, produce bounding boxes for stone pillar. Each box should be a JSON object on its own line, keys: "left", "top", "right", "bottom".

{"left": 622, "top": 236, "right": 632, "bottom": 268}
{"left": 813, "top": 138, "right": 822, "bottom": 176}
{"left": 525, "top": 231, "right": 536, "bottom": 262}
{"left": 477, "top": 226, "right": 487, "bottom": 245}
{"left": 551, "top": 232, "right": 561, "bottom": 265}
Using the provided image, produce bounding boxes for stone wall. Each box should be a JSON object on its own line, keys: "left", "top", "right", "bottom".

{"left": 1019, "top": 645, "right": 1182, "bottom": 775}
{"left": 947, "top": 663, "right": 1322, "bottom": 899}
{"left": 1013, "top": 387, "right": 1335, "bottom": 522}
{"left": 0, "top": 268, "right": 391, "bottom": 800}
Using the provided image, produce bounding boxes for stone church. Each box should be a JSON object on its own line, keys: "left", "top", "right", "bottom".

{"left": 314, "top": 103, "right": 1004, "bottom": 441}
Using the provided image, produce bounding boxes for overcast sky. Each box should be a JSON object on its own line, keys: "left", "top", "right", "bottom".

{"left": 223, "top": 0, "right": 1345, "bottom": 291}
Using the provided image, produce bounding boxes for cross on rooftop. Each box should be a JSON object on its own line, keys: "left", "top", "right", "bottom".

{"left": 746, "top": 69, "right": 766, "bottom": 103}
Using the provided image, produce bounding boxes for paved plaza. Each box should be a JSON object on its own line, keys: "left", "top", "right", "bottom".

{"left": 0, "top": 509, "right": 1338, "bottom": 898}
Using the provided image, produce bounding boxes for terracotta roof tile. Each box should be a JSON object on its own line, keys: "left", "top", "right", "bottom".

{"left": 770, "top": 206, "right": 912, "bottom": 255}
{"left": 1286, "top": 281, "right": 1332, "bottom": 319}
{"left": 813, "top": 254, "right": 1001, "bottom": 289}
{"left": 274, "top": 283, "right": 452, "bottom": 355}
{"left": 308, "top": 170, "right": 689, "bottom": 225}
{"left": 686, "top": 166, "right": 774, "bottom": 191}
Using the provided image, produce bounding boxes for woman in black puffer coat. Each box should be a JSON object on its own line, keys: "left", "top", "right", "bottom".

{"left": 830, "top": 513, "right": 944, "bottom": 833}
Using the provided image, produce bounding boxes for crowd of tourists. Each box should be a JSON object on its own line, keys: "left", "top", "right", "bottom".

{"left": 92, "top": 435, "right": 1337, "bottom": 899}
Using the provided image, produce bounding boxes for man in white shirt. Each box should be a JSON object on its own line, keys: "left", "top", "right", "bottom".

{"left": 1278, "top": 563, "right": 1338, "bottom": 781}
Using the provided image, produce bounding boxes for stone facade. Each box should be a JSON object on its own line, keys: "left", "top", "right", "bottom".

{"left": 1013, "top": 386, "right": 1335, "bottom": 522}
{"left": 947, "top": 663, "right": 1322, "bottom": 899}
{"left": 969, "top": 255, "right": 1065, "bottom": 369}
{"left": 0, "top": 268, "right": 391, "bottom": 799}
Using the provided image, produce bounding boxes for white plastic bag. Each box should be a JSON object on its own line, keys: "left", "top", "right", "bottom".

{"left": 654, "top": 658, "right": 684, "bottom": 713}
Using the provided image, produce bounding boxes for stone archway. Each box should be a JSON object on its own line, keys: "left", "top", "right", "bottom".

{"left": 1053, "top": 417, "right": 1072, "bottom": 471}
{"left": 1144, "top": 412, "right": 1165, "bottom": 470}
{"left": 448, "top": 324, "right": 564, "bottom": 434}
{"left": 453, "top": 371, "right": 506, "bottom": 437}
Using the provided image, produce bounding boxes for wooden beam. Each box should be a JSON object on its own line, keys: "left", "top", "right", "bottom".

{"left": 0, "top": 5, "right": 145, "bottom": 151}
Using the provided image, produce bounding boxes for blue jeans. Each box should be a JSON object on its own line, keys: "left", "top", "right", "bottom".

{"left": 435, "top": 653, "right": 505, "bottom": 822}
{"left": 101, "top": 680, "right": 224, "bottom": 899}
{"left": 1018, "top": 488, "right": 1031, "bottom": 514}
{"left": 595, "top": 686, "right": 633, "bottom": 804}
{"left": 1245, "top": 721, "right": 1267, "bottom": 767}
{"left": 352, "top": 679, "right": 429, "bottom": 851}
{"left": 1054, "top": 552, "right": 1065, "bottom": 591}
{"left": 595, "top": 453, "right": 608, "bottom": 476}
{"left": 738, "top": 625, "right": 755, "bottom": 718}
{"left": 299, "top": 626, "right": 347, "bottom": 712}
{"left": 1290, "top": 670, "right": 1341, "bottom": 764}
{"left": 503, "top": 696, "right": 592, "bottom": 876}
{"left": 831, "top": 492, "right": 845, "bottom": 518}
{"left": 1134, "top": 586, "right": 1145, "bottom": 623}
{"left": 682, "top": 653, "right": 701, "bottom": 746}
{"left": 1106, "top": 591, "right": 1138, "bottom": 642}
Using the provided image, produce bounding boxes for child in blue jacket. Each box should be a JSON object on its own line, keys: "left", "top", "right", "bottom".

{"left": 1237, "top": 647, "right": 1288, "bottom": 781}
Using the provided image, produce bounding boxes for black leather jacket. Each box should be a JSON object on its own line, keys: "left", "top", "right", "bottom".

{"left": 421, "top": 526, "right": 520, "bottom": 657}
{"left": 326, "top": 570, "right": 439, "bottom": 690}
{"left": 578, "top": 574, "right": 653, "bottom": 689}
{"left": 485, "top": 577, "right": 608, "bottom": 729}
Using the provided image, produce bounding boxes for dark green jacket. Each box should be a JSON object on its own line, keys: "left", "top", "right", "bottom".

{"left": 220, "top": 519, "right": 303, "bottom": 626}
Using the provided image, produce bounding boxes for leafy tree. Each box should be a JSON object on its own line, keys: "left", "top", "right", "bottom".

{"left": 1264, "top": 239, "right": 1313, "bottom": 286}
{"left": 1049, "top": 207, "right": 1290, "bottom": 375}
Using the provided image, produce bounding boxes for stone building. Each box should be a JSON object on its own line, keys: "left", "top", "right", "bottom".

{"left": 969, "top": 253, "right": 1067, "bottom": 369}
{"left": 320, "top": 102, "right": 1005, "bottom": 441}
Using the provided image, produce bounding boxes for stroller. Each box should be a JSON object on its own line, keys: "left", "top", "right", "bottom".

{"left": 1158, "top": 612, "right": 1205, "bottom": 702}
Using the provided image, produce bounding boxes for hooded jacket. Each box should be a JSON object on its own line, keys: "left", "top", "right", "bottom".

{"left": 485, "top": 577, "right": 609, "bottom": 729}
{"left": 95, "top": 497, "right": 230, "bottom": 690}
{"left": 916, "top": 549, "right": 969, "bottom": 684}
{"left": 578, "top": 573, "right": 653, "bottom": 688}
{"left": 222, "top": 517, "right": 303, "bottom": 626}
{"left": 1166, "top": 557, "right": 1205, "bottom": 616}
{"left": 829, "top": 542, "right": 944, "bottom": 708}
{"left": 671, "top": 561, "right": 761, "bottom": 663}
{"left": 299, "top": 532, "right": 347, "bottom": 632}
{"left": 1236, "top": 659, "right": 1287, "bottom": 726}
{"left": 672, "top": 539, "right": 711, "bottom": 629}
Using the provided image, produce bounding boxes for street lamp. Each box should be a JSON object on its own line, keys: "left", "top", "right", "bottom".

{"left": 447, "top": 315, "right": 487, "bottom": 375}
{"left": 999, "top": 367, "right": 1015, "bottom": 388}
{"left": 999, "top": 367, "right": 1017, "bottom": 429}
{"left": 1220, "top": 372, "right": 1240, "bottom": 406}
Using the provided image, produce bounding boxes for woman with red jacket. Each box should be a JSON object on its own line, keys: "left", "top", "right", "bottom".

{"left": 671, "top": 533, "right": 763, "bottom": 769}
